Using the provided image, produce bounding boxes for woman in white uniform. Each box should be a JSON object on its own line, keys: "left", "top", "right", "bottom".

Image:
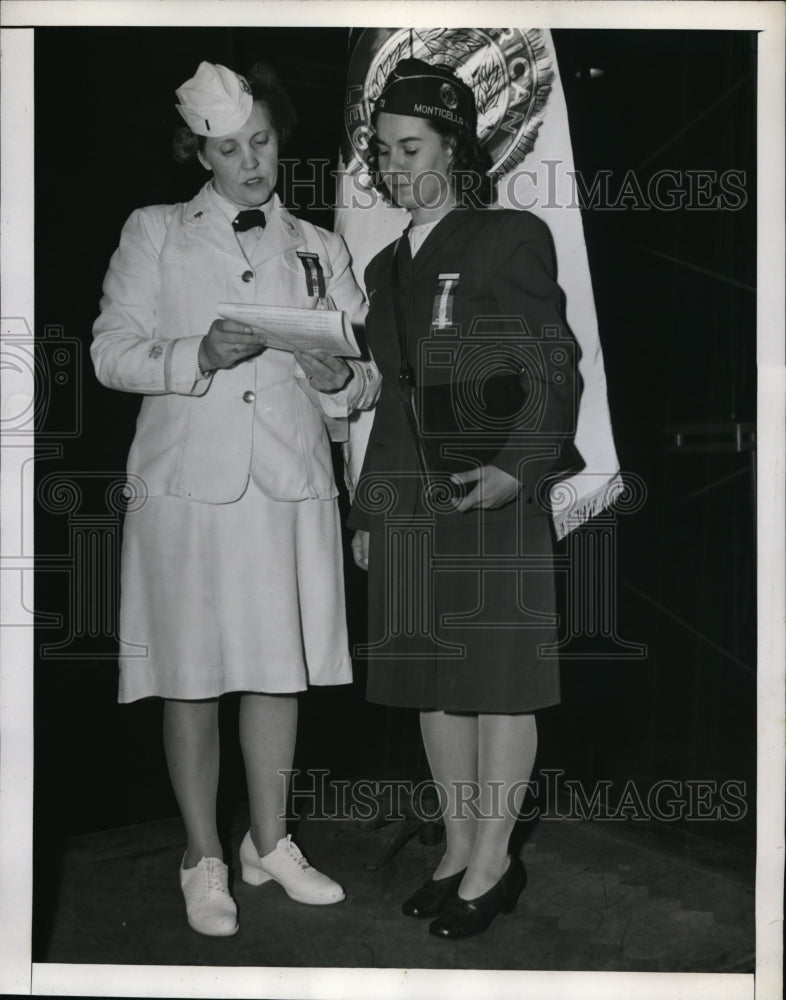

{"left": 92, "top": 60, "right": 378, "bottom": 936}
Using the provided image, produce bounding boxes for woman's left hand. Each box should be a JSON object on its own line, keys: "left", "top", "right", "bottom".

{"left": 450, "top": 464, "right": 522, "bottom": 512}
{"left": 295, "top": 350, "right": 352, "bottom": 393}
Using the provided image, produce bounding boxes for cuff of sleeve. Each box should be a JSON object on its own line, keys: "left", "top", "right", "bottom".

{"left": 490, "top": 446, "right": 525, "bottom": 482}
{"left": 491, "top": 447, "right": 562, "bottom": 511}
{"left": 165, "top": 336, "right": 212, "bottom": 396}
{"left": 347, "top": 504, "right": 371, "bottom": 531}
{"left": 320, "top": 359, "right": 379, "bottom": 415}
{"left": 317, "top": 379, "right": 353, "bottom": 418}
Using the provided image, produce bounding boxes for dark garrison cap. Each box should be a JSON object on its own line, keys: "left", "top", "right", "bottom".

{"left": 374, "top": 57, "right": 476, "bottom": 133}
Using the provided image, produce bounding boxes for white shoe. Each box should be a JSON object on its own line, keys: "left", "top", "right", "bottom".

{"left": 239, "top": 832, "right": 345, "bottom": 905}
{"left": 179, "top": 856, "right": 239, "bottom": 936}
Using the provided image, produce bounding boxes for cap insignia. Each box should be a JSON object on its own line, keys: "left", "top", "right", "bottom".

{"left": 440, "top": 83, "right": 458, "bottom": 109}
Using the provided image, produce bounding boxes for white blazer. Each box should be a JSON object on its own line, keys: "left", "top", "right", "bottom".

{"left": 92, "top": 184, "right": 378, "bottom": 503}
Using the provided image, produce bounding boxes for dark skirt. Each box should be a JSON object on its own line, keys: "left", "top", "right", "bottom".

{"left": 363, "top": 509, "right": 560, "bottom": 713}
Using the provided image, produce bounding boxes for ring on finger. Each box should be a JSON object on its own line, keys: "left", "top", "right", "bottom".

{"left": 231, "top": 345, "right": 240, "bottom": 354}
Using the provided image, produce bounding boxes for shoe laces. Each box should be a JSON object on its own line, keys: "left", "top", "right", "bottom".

{"left": 281, "top": 835, "right": 311, "bottom": 871}
{"left": 202, "top": 857, "right": 229, "bottom": 898}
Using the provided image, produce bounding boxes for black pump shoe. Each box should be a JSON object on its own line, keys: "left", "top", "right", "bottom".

{"left": 401, "top": 868, "right": 467, "bottom": 918}
{"left": 428, "top": 857, "right": 526, "bottom": 938}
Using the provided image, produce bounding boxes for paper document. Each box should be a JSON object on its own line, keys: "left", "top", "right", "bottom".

{"left": 217, "top": 302, "right": 360, "bottom": 357}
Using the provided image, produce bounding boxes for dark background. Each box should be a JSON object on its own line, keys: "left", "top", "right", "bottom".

{"left": 33, "top": 25, "right": 756, "bottom": 912}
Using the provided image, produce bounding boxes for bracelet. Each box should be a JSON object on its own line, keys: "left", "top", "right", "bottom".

{"left": 197, "top": 358, "right": 212, "bottom": 379}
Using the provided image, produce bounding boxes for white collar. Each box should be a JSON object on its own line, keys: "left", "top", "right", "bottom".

{"left": 207, "top": 182, "right": 277, "bottom": 224}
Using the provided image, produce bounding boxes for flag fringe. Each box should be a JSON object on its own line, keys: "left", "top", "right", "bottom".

{"left": 552, "top": 472, "right": 625, "bottom": 541}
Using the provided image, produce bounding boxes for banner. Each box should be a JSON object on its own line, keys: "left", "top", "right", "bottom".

{"left": 336, "top": 28, "right": 622, "bottom": 539}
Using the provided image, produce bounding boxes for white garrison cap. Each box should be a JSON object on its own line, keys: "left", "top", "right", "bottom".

{"left": 175, "top": 61, "right": 253, "bottom": 137}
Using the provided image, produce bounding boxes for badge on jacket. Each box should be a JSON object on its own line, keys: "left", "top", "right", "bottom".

{"left": 296, "top": 252, "right": 327, "bottom": 298}
{"left": 432, "top": 273, "right": 460, "bottom": 328}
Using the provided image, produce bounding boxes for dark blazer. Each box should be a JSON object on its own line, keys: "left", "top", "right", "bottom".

{"left": 350, "top": 207, "right": 583, "bottom": 528}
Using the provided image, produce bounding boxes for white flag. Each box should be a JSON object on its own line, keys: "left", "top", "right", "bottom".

{"left": 336, "top": 28, "right": 622, "bottom": 538}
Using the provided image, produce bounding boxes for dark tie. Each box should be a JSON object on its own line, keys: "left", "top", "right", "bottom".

{"left": 232, "top": 210, "right": 266, "bottom": 233}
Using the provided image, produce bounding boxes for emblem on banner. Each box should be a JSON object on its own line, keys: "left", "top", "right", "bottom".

{"left": 342, "top": 28, "right": 554, "bottom": 178}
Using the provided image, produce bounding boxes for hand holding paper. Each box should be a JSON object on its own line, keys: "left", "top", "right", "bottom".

{"left": 294, "top": 350, "right": 353, "bottom": 393}
{"left": 217, "top": 302, "right": 360, "bottom": 357}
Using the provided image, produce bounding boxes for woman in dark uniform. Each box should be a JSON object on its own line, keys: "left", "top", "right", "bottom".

{"left": 349, "top": 59, "right": 582, "bottom": 939}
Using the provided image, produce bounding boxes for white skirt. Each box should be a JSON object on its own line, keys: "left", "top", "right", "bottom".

{"left": 117, "top": 483, "right": 352, "bottom": 703}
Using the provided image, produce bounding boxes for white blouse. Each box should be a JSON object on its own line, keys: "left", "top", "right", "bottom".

{"left": 407, "top": 219, "right": 440, "bottom": 258}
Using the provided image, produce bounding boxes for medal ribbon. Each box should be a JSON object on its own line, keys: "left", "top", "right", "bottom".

{"left": 296, "top": 252, "right": 326, "bottom": 298}
{"left": 432, "top": 273, "right": 460, "bottom": 328}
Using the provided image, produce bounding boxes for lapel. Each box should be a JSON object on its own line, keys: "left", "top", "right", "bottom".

{"left": 249, "top": 196, "right": 307, "bottom": 268}
{"left": 409, "top": 207, "right": 481, "bottom": 276}
{"left": 393, "top": 225, "right": 413, "bottom": 284}
{"left": 179, "top": 185, "right": 306, "bottom": 265}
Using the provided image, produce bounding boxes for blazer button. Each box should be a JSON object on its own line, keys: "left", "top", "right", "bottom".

{"left": 242, "top": 390, "right": 256, "bottom": 403}
{"left": 241, "top": 270, "right": 254, "bottom": 282}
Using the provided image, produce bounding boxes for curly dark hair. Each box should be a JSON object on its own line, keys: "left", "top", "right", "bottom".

{"left": 172, "top": 60, "right": 298, "bottom": 164}
{"left": 365, "top": 104, "right": 497, "bottom": 209}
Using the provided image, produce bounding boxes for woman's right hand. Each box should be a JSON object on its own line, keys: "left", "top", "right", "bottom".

{"left": 351, "top": 530, "right": 369, "bottom": 571}
{"left": 198, "top": 319, "right": 267, "bottom": 372}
